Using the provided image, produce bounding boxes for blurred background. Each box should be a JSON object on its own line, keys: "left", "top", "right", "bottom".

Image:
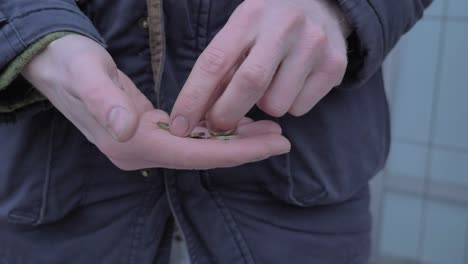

{"left": 370, "top": 1, "right": 468, "bottom": 263}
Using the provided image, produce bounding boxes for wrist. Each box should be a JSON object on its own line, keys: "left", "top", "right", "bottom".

{"left": 318, "top": 0, "right": 352, "bottom": 38}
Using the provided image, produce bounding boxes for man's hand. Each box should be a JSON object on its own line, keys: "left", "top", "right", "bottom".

{"left": 170, "top": 0, "right": 349, "bottom": 136}
{"left": 22, "top": 35, "right": 290, "bottom": 170}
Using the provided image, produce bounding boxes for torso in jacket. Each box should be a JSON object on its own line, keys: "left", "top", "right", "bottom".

{"left": 0, "top": 0, "right": 393, "bottom": 263}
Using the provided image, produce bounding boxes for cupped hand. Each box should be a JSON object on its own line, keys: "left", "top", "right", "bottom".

{"left": 170, "top": 0, "right": 350, "bottom": 136}
{"left": 22, "top": 35, "right": 290, "bottom": 170}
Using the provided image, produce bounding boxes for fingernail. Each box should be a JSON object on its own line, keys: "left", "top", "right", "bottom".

{"left": 171, "top": 115, "right": 189, "bottom": 136}
{"left": 107, "top": 106, "right": 130, "bottom": 141}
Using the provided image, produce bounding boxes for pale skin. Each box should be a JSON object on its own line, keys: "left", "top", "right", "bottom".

{"left": 22, "top": 0, "right": 349, "bottom": 170}
{"left": 170, "top": 0, "right": 350, "bottom": 135}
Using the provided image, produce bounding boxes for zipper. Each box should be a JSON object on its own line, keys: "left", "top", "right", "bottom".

{"left": 164, "top": 172, "right": 195, "bottom": 264}
{"left": 155, "top": 0, "right": 166, "bottom": 109}
{"left": 146, "top": 0, "right": 166, "bottom": 109}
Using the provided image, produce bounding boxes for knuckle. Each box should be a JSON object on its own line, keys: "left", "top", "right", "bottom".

{"left": 178, "top": 89, "right": 205, "bottom": 113}
{"left": 328, "top": 50, "right": 348, "bottom": 74}
{"left": 197, "top": 47, "right": 228, "bottom": 75}
{"left": 259, "top": 100, "right": 289, "bottom": 117}
{"left": 303, "top": 25, "right": 327, "bottom": 49}
{"left": 322, "top": 50, "right": 348, "bottom": 86}
{"left": 239, "top": 64, "right": 269, "bottom": 90}
{"left": 273, "top": 10, "right": 305, "bottom": 47}
{"left": 281, "top": 7, "right": 307, "bottom": 28}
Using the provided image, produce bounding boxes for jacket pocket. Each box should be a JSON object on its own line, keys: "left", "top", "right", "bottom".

{"left": 0, "top": 109, "right": 91, "bottom": 225}
{"left": 206, "top": 90, "right": 389, "bottom": 207}
{"left": 204, "top": 110, "right": 296, "bottom": 205}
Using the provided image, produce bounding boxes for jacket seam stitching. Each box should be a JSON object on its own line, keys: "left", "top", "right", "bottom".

{"left": 155, "top": 0, "right": 165, "bottom": 108}
{"left": 8, "top": 7, "right": 89, "bottom": 22}
{"left": 128, "top": 184, "right": 158, "bottom": 264}
{"left": 204, "top": 172, "right": 255, "bottom": 264}
{"left": 0, "top": 22, "right": 25, "bottom": 54}
{"left": 77, "top": 151, "right": 94, "bottom": 207}
{"left": 208, "top": 190, "right": 254, "bottom": 263}
{"left": 6, "top": 21, "right": 26, "bottom": 49}
{"left": 279, "top": 118, "right": 325, "bottom": 206}
{"left": 37, "top": 112, "right": 57, "bottom": 225}
{"left": 4, "top": 7, "right": 106, "bottom": 48}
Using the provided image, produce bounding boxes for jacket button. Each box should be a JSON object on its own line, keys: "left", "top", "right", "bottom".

{"left": 141, "top": 170, "right": 149, "bottom": 177}
{"left": 140, "top": 17, "right": 149, "bottom": 30}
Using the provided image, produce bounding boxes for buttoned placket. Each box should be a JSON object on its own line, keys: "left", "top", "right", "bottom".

{"left": 144, "top": 0, "right": 193, "bottom": 262}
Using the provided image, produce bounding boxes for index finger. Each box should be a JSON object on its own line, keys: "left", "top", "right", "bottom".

{"left": 169, "top": 17, "right": 254, "bottom": 137}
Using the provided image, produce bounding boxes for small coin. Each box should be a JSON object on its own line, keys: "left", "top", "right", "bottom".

{"left": 209, "top": 129, "right": 235, "bottom": 137}
{"left": 212, "top": 135, "right": 241, "bottom": 141}
{"left": 156, "top": 122, "right": 170, "bottom": 131}
{"left": 189, "top": 132, "right": 207, "bottom": 139}
{"left": 155, "top": 121, "right": 239, "bottom": 140}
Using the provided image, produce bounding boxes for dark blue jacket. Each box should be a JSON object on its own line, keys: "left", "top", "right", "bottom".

{"left": 0, "top": 0, "right": 431, "bottom": 263}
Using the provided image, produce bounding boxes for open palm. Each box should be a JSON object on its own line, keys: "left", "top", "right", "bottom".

{"left": 22, "top": 35, "right": 290, "bottom": 170}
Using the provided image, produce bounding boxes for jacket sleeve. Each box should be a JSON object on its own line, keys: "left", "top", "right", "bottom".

{"left": 336, "top": 0, "right": 433, "bottom": 88}
{"left": 0, "top": 0, "right": 105, "bottom": 122}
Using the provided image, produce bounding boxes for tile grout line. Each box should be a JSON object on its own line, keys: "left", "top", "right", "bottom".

{"left": 425, "top": 15, "right": 468, "bottom": 22}
{"left": 392, "top": 137, "right": 468, "bottom": 155}
{"left": 416, "top": 1, "right": 450, "bottom": 262}
{"left": 372, "top": 8, "right": 410, "bottom": 260}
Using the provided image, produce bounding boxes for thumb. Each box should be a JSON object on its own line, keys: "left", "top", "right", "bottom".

{"left": 78, "top": 70, "right": 139, "bottom": 142}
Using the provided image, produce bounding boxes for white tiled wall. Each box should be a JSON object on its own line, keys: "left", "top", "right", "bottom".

{"left": 386, "top": 142, "right": 427, "bottom": 179}
{"left": 377, "top": 1, "right": 468, "bottom": 263}
{"left": 430, "top": 149, "right": 468, "bottom": 185}
{"left": 422, "top": 201, "right": 468, "bottom": 264}
{"left": 434, "top": 21, "right": 468, "bottom": 149}
{"left": 390, "top": 20, "right": 441, "bottom": 144}
{"left": 379, "top": 192, "right": 424, "bottom": 260}
{"left": 447, "top": 0, "right": 468, "bottom": 17}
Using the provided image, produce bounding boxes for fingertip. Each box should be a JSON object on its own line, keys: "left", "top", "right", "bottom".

{"left": 170, "top": 115, "right": 190, "bottom": 137}
{"left": 266, "top": 134, "right": 291, "bottom": 155}
{"left": 279, "top": 137, "right": 292, "bottom": 154}
{"left": 206, "top": 112, "right": 238, "bottom": 133}
{"left": 106, "top": 106, "right": 139, "bottom": 142}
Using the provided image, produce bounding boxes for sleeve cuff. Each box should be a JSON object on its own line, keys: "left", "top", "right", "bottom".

{"left": 0, "top": 32, "right": 74, "bottom": 115}
{"left": 0, "top": 1, "right": 106, "bottom": 121}
{"left": 335, "top": 0, "right": 385, "bottom": 89}
{"left": 0, "top": 31, "right": 72, "bottom": 91}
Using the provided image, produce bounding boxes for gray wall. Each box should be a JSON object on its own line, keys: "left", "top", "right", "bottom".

{"left": 372, "top": 1, "right": 468, "bottom": 263}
